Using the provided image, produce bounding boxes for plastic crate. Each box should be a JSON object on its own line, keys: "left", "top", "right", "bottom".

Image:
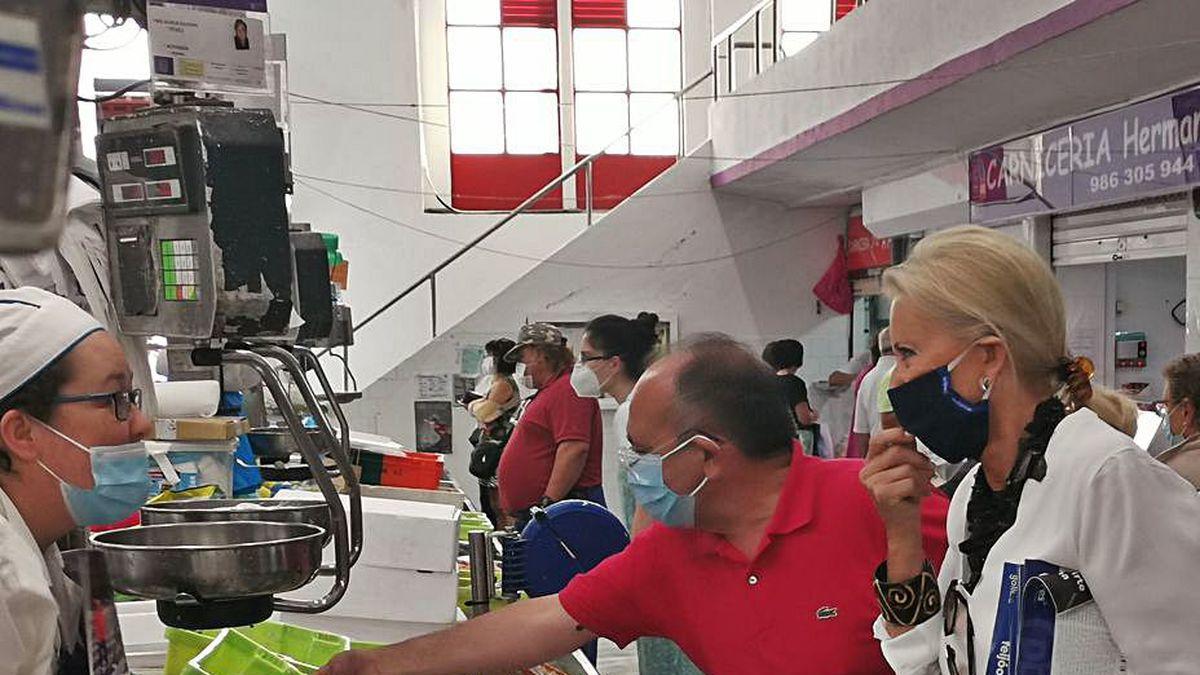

{"left": 381, "top": 454, "right": 442, "bottom": 490}
{"left": 181, "top": 629, "right": 302, "bottom": 675}
{"left": 164, "top": 628, "right": 214, "bottom": 675}
{"left": 238, "top": 622, "right": 349, "bottom": 668}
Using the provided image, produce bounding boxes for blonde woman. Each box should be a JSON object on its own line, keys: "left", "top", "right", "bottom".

{"left": 861, "top": 226, "right": 1200, "bottom": 674}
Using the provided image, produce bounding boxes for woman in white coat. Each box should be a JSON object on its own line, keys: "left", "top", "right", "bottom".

{"left": 861, "top": 226, "right": 1200, "bottom": 674}
{"left": 0, "top": 287, "right": 153, "bottom": 674}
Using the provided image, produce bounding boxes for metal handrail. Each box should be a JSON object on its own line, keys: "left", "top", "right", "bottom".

{"left": 342, "top": 69, "right": 715, "bottom": 345}
{"left": 712, "top": 0, "right": 781, "bottom": 98}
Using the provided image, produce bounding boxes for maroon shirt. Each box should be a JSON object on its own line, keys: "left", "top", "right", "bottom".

{"left": 559, "top": 442, "right": 950, "bottom": 674}
{"left": 497, "top": 372, "right": 603, "bottom": 513}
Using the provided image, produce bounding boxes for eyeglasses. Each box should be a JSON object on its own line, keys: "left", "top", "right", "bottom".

{"left": 54, "top": 389, "right": 143, "bottom": 421}
{"left": 620, "top": 432, "right": 718, "bottom": 470}
{"left": 579, "top": 353, "right": 614, "bottom": 364}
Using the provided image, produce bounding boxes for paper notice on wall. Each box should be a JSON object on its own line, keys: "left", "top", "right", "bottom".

{"left": 459, "top": 345, "right": 484, "bottom": 376}
{"left": 417, "top": 374, "right": 452, "bottom": 400}
{"left": 0, "top": 12, "right": 50, "bottom": 129}
{"left": 148, "top": 3, "right": 267, "bottom": 91}
{"left": 1066, "top": 305, "right": 1102, "bottom": 364}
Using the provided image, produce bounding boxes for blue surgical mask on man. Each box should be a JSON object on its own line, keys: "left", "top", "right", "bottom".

{"left": 36, "top": 420, "right": 153, "bottom": 527}
{"left": 888, "top": 344, "right": 992, "bottom": 464}
{"left": 622, "top": 435, "right": 710, "bottom": 529}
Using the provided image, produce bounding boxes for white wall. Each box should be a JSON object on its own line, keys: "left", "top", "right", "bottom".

{"left": 269, "top": 1, "right": 587, "bottom": 390}
{"left": 345, "top": 142, "right": 848, "bottom": 517}
{"left": 1112, "top": 257, "right": 1186, "bottom": 401}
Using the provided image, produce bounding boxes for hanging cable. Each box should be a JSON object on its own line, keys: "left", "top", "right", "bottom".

{"left": 294, "top": 177, "right": 842, "bottom": 270}
{"left": 77, "top": 79, "right": 152, "bottom": 103}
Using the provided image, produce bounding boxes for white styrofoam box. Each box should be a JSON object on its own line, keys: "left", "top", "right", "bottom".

{"left": 358, "top": 483, "right": 466, "bottom": 508}
{"left": 281, "top": 611, "right": 462, "bottom": 645}
{"left": 283, "top": 564, "right": 457, "bottom": 625}
{"left": 117, "top": 600, "right": 167, "bottom": 655}
{"left": 349, "top": 431, "right": 407, "bottom": 457}
{"left": 274, "top": 490, "right": 460, "bottom": 572}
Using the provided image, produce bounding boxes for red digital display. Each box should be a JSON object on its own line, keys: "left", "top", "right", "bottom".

{"left": 145, "top": 180, "right": 180, "bottom": 200}
{"left": 145, "top": 148, "right": 167, "bottom": 166}
{"left": 120, "top": 184, "right": 144, "bottom": 200}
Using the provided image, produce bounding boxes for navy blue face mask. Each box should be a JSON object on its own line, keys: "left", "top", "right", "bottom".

{"left": 887, "top": 346, "right": 991, "bottom": 464}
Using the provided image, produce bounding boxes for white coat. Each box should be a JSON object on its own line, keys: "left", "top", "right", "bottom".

{"left": 875, "top": 408, "right": 1200, "bottom": 674}
{"left": 0, "top": 488, "right": 75, "bottom": 675}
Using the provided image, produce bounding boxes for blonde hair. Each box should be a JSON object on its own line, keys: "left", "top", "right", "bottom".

{"left": 883, "top": 226, "right": 1136, "bottom": 435}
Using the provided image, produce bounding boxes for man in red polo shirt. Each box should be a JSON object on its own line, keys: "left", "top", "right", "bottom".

{"left": 319, "top": 335, "right": 947, "bottom": 675}
{"left": 498, "top": 322, "right": 604, "bottom": 525}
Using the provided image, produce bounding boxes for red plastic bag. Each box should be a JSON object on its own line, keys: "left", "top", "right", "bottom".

{"left": 812, "top": 236, "right": 853, "bottom": 314}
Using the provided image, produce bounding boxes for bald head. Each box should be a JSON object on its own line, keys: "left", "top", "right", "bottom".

{"left": 627, "top": 334, "right": 796, "bottom": 461}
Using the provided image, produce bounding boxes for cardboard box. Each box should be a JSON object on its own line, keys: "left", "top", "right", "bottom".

{"left": 154, "top": 417, "right": 249, "bottom": 441}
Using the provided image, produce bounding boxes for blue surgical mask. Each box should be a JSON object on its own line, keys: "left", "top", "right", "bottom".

{"left": 888, "top": 346, "right": 991, "bottom": 465}
{"left": 37, "top": 421, "right": 153, "bottom": 527}
{"left": 621, "top": 436, "right": 710, "bottom": 529}
{"left": 1159, "top": 403, "right": 1188, "bottom": 448}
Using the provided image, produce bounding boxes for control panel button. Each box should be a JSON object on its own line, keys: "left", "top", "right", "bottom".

{"left": 111, "top": 182, "right": 145, "bottom": 203}
{"left": 143, "top": 146, "right": 177, "bottom": 167}
{"left": 145, "top": 179, "right": 182, "bottom": 201}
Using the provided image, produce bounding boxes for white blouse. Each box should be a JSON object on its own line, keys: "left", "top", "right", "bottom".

{"left": 876, "top": 408, "right": 1200, "bottom": 674}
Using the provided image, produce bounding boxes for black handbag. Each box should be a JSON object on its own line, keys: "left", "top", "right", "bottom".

{"left": 469, "top": 419, "right": 513, "bottom": 481}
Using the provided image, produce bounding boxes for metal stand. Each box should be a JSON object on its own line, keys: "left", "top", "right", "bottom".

{"left": 210, "top": 346, "right": 358, "bottom": 614}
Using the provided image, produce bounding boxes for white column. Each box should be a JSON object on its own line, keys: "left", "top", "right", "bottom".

{"left": 1186, "top": 190, "right": 1200, "bottom": 352}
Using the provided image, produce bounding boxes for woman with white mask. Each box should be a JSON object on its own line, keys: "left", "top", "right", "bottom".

{"left": 1156, "top": 353, "right": 1200, "bottom": 488}
{"left": 862, "top": 226, "right": 1200, "bottom": 674}
{"left": 0, "top": 287, "right": 154, "bottom": 674}
{"left": 571, "top": 312, "right": 700, "bottom": 675}
{"left": 466, "top": 339, "right": 521, "bottom": 525}
{"left": 571, "top": 312, "right": 660, "bottom": 532}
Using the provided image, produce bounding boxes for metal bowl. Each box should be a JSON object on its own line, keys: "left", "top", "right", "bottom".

{"left": 141, "top": 499, "right": 332, "bottom": 546}
{"left": 247, "top": 427, "right": 326, "bottom": 461}
{"left": 91, "top": 521, "right": 324, "bottom": 602}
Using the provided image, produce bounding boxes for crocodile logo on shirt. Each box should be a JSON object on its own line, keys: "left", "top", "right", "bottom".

{"left": 816, "top": 606, "right": 838, "bottom": 621}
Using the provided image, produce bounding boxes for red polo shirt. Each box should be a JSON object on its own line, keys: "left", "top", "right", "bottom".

{"left": 497, "top": 372, "right": 603, "bottom": 513}
{"left": 558, "top": 442, "right": 949, "bottom": 674}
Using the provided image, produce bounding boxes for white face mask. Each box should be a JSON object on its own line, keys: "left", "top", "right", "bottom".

{"left": 515, "top": 364, "right": 535, "bottom": 390}
{"left": 480, "top": 356, "right": 495, "bottom": 376}
{"left": 571, "top": 363, "right": 604, "bottom": 398}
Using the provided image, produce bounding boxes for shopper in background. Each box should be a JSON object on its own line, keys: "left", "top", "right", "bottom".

{"left": 828, "top": 348, "right": 874, "bottom": 388}
{"left": 1156, "top": 353, "right": 1200, "bottom": 488}
{"left": 863, "top": 226, "right": 1200, "bottom": 674}
{"left": 571, "top": 312, "right": 661, "bottom": 535}
{"left": 498, "top": 323, "right": 604, "bottom": 527}
{"left": 848, "top": 328, "right": 895, "bottom": 457}
{"left": 572, "top": 312, "right": 700, "bottom": 675}
{"left": 319, "top": 334, "right": 949, "bottom": 675}
{"left": 0, "top": 288, "right": 154, "bottom": 673}
{"left": 761, "top": 339, "right": 820, "bottom": 454}
{"left": 465, "top": 338, "right": 521, "bottom": 525}
{"left": 815, "top": 348, "right": 874, "bottom": 457}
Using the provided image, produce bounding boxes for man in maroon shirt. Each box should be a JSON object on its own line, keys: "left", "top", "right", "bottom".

{"left": 320, "top": 335, "right": 947, "bottom": 675}
{"left": 497, "top": 322, "right": 604, "bottom": 525}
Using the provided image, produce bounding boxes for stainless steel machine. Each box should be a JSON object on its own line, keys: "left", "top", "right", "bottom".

{"left": 91, "top": 102, "right": 363, "bottom": 629}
